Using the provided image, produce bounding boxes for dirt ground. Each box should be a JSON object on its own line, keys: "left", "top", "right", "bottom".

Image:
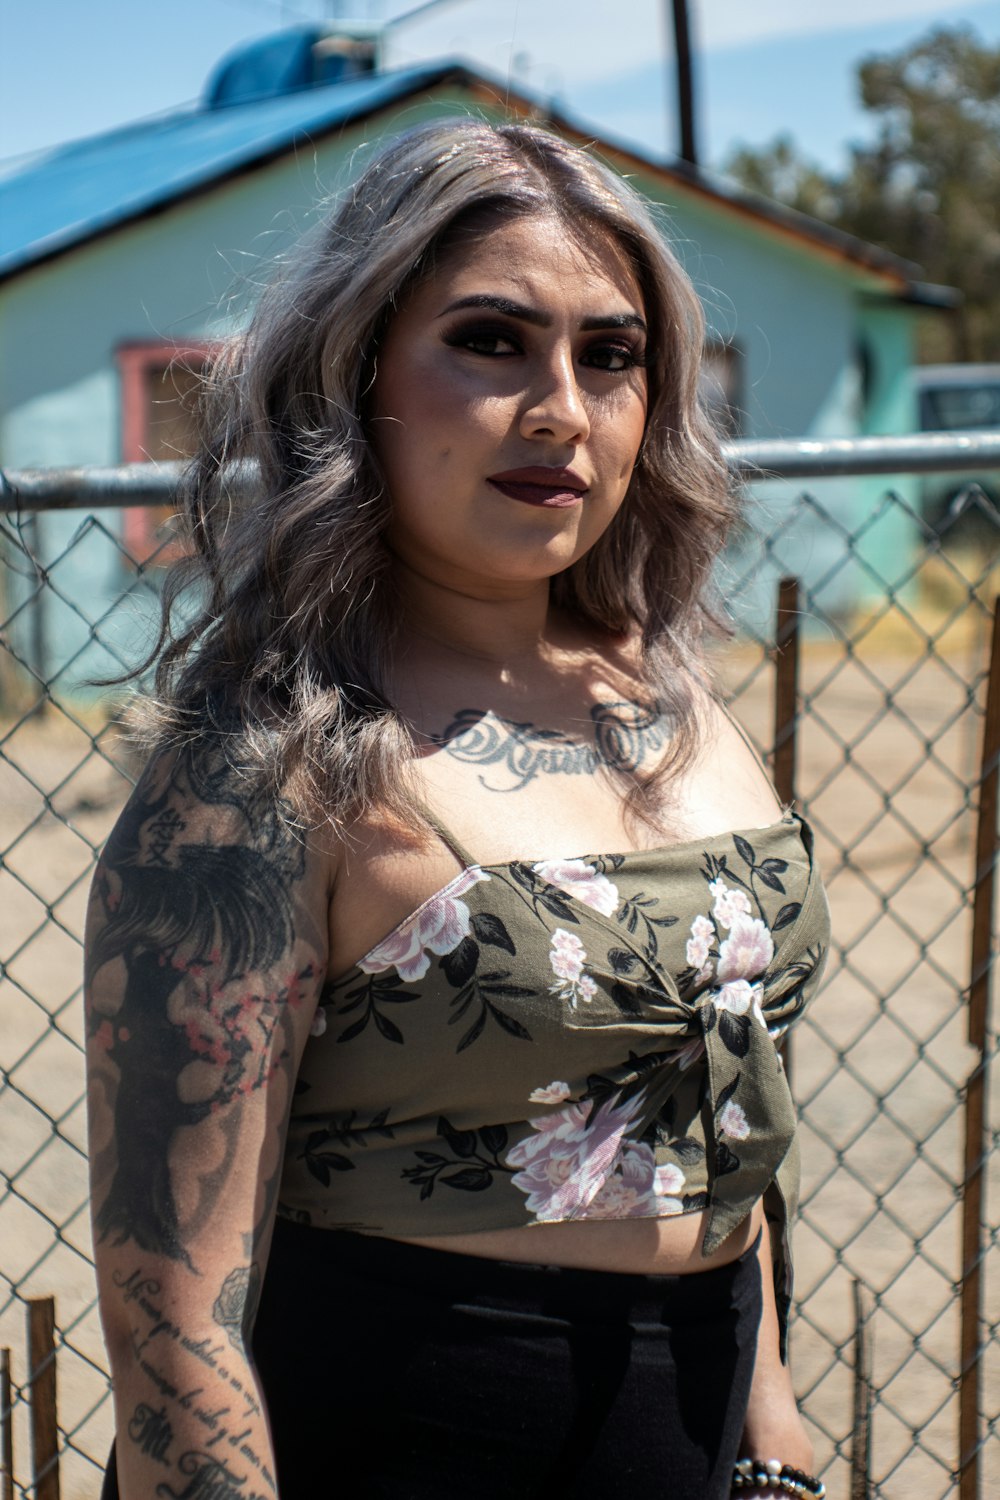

{"left": 1, "top": 630, "right": 998, "bottom": 1500}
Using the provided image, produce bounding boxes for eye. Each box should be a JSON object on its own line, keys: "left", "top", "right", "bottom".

{"left": 582, "top": 340, "right": 647, "bottom": 374}
{"left": 443, "top": 323, "right": 522, "bottom": 357}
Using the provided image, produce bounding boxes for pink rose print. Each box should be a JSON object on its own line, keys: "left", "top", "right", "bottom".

{"left": 718, "top": 1099, "right": 750, "bottom": 1140}
{"left": 709, "top": 876, "right": 752, "bottom": 929}
{"left": 576, "top": 1173, "right": 648, "bottom": 1219}
{"left": 689, "top": 889, "right": 774, "bottom": 1036}
{"left": 506, "top": 1094, "right": 645, "bottom": 1221}
{"left": 550, "top": 928, "right": 586, "bottom": 981}
{"left": 528, "top": 1080, "right": 573, "bottom": 1105}
{"left": 653, "top": 1161, "right": 686, "bottom": 1198}
{"left": 714, "top": 979, "right": 754, "bottom": 1014}
{"left": 358, "top": 867, "right": 490, "bottom": 982}
{"left": 583, "top": 1143, "right": 686, "bottom": 1220}
{"left": 533, "top": 858, "right": 620, "bottom": 917}
{"left": 712, "top": 978, "right": 766, "bottom": 1028}
{"left": 548, "top": 929, "right": 597, "bottom": 1008}
{"left": 717, "top": 915, "right": 773, "bottom": 983}
{"left": 686, "top": 912, "right": 715, "bottom": 971}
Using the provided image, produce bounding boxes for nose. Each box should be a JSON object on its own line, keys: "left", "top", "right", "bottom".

{"left": 519, "top": 349, "right": 591, "bottom": 446}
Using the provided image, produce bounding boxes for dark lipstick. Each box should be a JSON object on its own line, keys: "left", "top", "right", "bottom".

{"left": 487, "top": 466, "right": 588, "bottom": 508}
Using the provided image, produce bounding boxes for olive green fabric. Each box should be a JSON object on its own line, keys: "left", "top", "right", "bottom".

{"left": 281, "top": 816, "right": 829, "bottom": 1320}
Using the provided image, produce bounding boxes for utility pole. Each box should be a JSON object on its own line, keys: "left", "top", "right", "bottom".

{"left": 670, "top": 0, "right": 698, "bottom": 167}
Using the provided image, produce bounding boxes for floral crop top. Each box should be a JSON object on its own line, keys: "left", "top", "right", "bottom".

{"left": 279, "top": 814, "right": 829, "bottom": 1301}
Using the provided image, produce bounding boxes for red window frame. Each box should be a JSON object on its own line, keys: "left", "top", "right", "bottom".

{"left": 117, "top": 340, "right": 214, "bottom": 560}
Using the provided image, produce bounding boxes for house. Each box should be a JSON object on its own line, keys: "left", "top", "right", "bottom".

{"left": 0, "top": 26, "right": 953, "bottom": 696}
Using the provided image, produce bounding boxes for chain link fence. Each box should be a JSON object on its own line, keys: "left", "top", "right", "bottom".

{"left": 1, "top": 437, "right": 999, "bottom": 1499}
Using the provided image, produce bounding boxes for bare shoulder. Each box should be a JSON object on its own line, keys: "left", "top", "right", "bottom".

{"left": 675, "top": 691, "right": 785, "bottom": 834}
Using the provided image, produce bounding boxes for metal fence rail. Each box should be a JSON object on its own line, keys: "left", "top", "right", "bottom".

{"left": 4, "top": 430, "right": 1000, "bottom": 511}
{"left": 1, "top": 436, "right": 998, "bottom": 1499}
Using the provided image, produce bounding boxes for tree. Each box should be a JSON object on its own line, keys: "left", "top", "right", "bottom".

{"left": 723, "top": 26, "right": 1000, "bottom": 363}
{"left": 723, "top": 135, "right": 840, "bottom": 223}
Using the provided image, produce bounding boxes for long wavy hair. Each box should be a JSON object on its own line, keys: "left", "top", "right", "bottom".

{"left": 141, "top": 118, "right": 737, "bottom": 831}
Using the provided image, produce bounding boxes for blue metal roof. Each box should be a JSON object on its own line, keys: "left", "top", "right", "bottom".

{"left": 0, "top": 61, "right": 456, "bottom": 280}
{"left": 0, "top": 51, "right": 934, "bottom": 299}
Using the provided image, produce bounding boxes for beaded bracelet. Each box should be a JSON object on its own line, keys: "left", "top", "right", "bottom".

{"left": 731, "top": 1457, "right": 826, "bottom": 1496}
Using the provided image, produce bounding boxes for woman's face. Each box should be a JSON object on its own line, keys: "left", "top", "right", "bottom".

{"left": 369, "top": 213, "right": 649, "bottom": 597}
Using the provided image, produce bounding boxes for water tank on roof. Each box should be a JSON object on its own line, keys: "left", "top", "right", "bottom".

{"left": 205, "top": 26, "right": 379, "bottom": 109}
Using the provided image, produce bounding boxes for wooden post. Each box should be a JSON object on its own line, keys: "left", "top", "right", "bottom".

{"left": 27, "top": 1299, "right": 59, "bottom": 1500}
{"left": 850, "top": 1281, "right": 875, "bottom": 1500}
{"left": 959, "top": 599, "right": 1000, "bottom": 1499}
{"left": 773, "top": 576, "right": 800, "bottom": 1086}
{"left": 1, "top": 1347, "right": 13, "bottom": 1500}
{"left": 773, "top": 575, "right": 800, "bottom": 809}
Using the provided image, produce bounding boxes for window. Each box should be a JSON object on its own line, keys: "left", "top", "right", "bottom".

{"left": 917, "top": 375, "right": 1000, "bottom": 432}
{"left": 117, "top": 341, "right": 213, "bottom": 561}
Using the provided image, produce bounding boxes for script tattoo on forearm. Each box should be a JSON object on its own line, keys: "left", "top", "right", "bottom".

{"left": 86, "top": 746, "right": 316, "bottom": 1267}
{"left": 117, "top": 1263, "right": 276, "bottom": 1494}
{"left": 128, "top": 1402, "right": 174, "bottom": 1464}
{"left": 155, "top": 1451, "right": 270, "bottom": 1499}
{"left": 435, "top": 701, "right": 667, "bottom": 791}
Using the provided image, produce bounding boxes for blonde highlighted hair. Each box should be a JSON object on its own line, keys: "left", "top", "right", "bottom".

{"left": 141, "top": 118, "right": 736, "bottom": 827}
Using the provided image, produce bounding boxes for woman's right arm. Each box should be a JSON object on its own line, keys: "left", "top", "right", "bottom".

{"left": 85, "top": 745, "right": 330, "bottom": 1498}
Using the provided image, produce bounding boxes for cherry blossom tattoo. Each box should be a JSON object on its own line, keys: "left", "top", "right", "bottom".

{"left": 86, "top": 747, "right": 317, "bottom": 1267}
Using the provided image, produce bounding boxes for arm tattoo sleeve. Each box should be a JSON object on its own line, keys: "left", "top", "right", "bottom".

{"left": 86, "top": 748, "right": 317, "bottom": 1267}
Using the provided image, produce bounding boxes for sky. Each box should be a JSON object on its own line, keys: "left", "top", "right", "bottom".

{"left": 1, "top": 0, "right": 998, "bottom": 173}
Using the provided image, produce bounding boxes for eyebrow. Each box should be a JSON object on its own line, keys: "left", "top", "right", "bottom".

{"left": 438, "top": 293, "right": 647, "bottom": 334}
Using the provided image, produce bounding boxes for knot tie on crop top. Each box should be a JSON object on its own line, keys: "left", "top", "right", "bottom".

{"left": 280, "top": 813, "right": 829, "bottom": 1313}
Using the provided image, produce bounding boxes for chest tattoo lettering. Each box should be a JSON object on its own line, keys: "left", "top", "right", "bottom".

{"left": 435, "top": 701, "right": 667, "bottom": 791}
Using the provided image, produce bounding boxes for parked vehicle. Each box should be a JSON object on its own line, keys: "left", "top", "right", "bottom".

{"left": 914, "top": 363, "right": 1000, "bottom": 532}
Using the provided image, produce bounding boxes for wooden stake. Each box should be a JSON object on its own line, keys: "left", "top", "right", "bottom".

{"left": 959, "top": 599, "right": 1000, "bottom": 1499}
{"left": 27, "top": 1299, "right": 59, "bottom": 1500}
{"left": 773, "top": 576, "right": 800, "bottom": 1087}
{"left": 850, "top": 1281, "right": 875, "bottom": 1500}
{"left": 1, "top": 1348, "right": 13, "bottom": 1500}
{"left": 772, "top": 575, "right": 800, "bottom": 809}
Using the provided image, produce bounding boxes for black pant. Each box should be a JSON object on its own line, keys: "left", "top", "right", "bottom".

{"left": 252, "top": 1220, "right": 762, "bottom": 1499}
{"left": 101, "top": 1223, "right": 761, "bottom": 1499}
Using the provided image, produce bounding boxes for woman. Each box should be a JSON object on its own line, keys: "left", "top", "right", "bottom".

{"left": 86, "top": 120, "right": 828, "bottom": 1499}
